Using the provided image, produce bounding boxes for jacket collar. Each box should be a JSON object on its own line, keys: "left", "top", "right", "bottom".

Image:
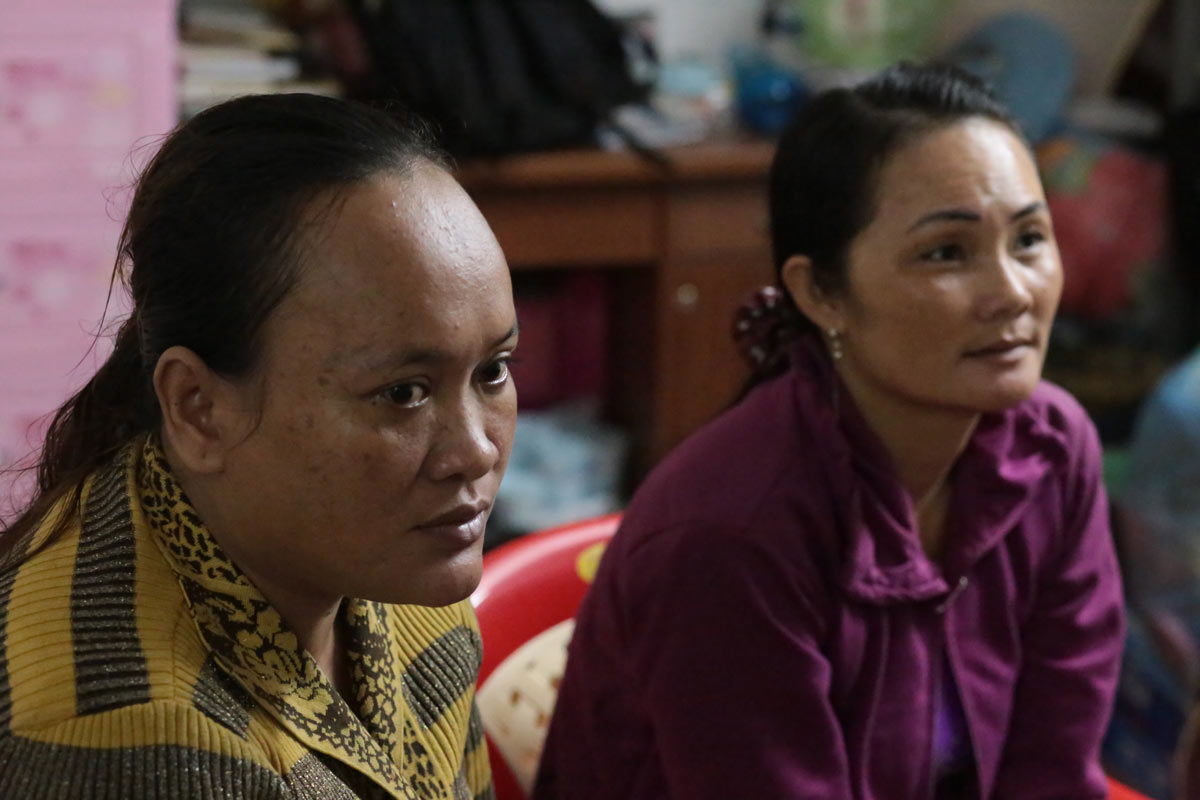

{"left": 135, "top": 436, "right": 417, "bottom": 799}
{"left": 786, "top": 339, "right": 1068, "bottom": 606}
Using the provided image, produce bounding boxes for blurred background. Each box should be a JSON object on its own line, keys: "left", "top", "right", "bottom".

{"left": 1, "top": 1, "right": 1198, "bottom": 794}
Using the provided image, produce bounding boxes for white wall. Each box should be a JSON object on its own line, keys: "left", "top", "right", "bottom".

{"left": 593, "top": 0, "right": 763, "bottom": 65}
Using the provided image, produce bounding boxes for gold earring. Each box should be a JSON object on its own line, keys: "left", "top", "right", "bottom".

{"left": 827, "top": 328, "right": 843, "bottom": 361}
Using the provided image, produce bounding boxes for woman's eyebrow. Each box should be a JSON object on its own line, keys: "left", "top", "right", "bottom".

{"left": 1010, "top": 201, "right": 1046, "bottom": 221}
{"left": 906, "top": 201, "right": 1047, "bottom": 233}
{"left": 496, "top": 322, "right": 519, "bottom": 344}
{"left": 334, "top": 323, "right": 520, "bottom": 373}
{"left": 907, "top": 208, "right": 980, "bottom": 232}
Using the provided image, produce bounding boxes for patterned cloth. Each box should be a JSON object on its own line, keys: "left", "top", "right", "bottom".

{"left": 0, "top": 436, "right": 493, "bottom": 799}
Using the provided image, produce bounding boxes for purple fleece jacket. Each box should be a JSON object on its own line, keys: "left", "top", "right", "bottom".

{"left": 534, "top": 342, "right": 1124, "bottom": 799}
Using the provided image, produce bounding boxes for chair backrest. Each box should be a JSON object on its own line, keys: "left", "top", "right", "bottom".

{"left": 471, "top": 513, "right": 620, "bottom": 800}
{"left": 1107, "top": 777, "right": 1152, "bottom": 799}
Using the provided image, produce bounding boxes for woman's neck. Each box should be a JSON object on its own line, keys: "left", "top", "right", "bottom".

{"left": 860, "top": 399, "right": 978, "bottom": 501}
{"left": 199, "top": 498, "right": 352, "bottom": 694}
{"left": 834, "top": 365, "right": 979, "bottom": 556}
{"left": 232, "top": 552, "right": 349, "bottom": 689}
{"left": 164, "top": 440, "right": 351, "bottom": 695}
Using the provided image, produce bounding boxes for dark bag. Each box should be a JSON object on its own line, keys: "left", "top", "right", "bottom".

{"left": 1166, "top": 105, "right": 1200, "bottom": 347}
{"left": 348, "top": 0, "right": 645, "bottom": 156}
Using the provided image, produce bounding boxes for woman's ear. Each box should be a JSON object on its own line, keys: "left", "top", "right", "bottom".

{"left": 152, "top": 346, "right": 246, "bottom": 475}
{"left": 780, "top": 254, "right": 846, "bottom": 333}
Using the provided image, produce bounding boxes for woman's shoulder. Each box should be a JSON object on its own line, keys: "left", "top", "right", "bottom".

{"left": 609, "top": 370, "right": 839, "bottom": 578}
{"left": 0, "top": 696, "right": 290, "bottom": 797}
{"left": 385, "top": 598, "right": 483, "bottom": 689}
{"left": 1025, "top": 380, "right": 1095, "bottom": 432}
{"left": 997, "top": 381, "right": 1105, "bottom": 521}
{"left": 0, "top": 455, "right": 231, "bottom": 740}
{"left": 386, "top": 599, "right": 481, "bottom": 655}
{"left": 1020, "top": 380, "right": 1103, "bottom": 466}
{"left": 636, "top": 375, "right": 808, "bottom": 512}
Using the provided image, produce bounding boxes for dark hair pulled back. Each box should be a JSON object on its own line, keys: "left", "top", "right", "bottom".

{"left": 741, "top": 62, "right": 1018, "bottom": 384}
{"left": 3, "top": 93, "right": 444, "bottom": 548}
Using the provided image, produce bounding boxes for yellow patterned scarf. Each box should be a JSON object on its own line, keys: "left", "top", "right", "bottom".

{"left": 138, "top": 435, "right": 422, "bottom": 797}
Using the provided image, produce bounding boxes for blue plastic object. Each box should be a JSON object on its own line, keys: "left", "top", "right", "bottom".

{"left": 731, "top": 46, "right": 808, "bottom": 135}
{"left": 944, "top": 11, "right": 1075, "bottom": 142}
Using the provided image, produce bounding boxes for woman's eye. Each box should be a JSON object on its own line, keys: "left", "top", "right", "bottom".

{"left": 921, "top": 243, "right": 965, "bottom": 263}
{"left": 380, "top": 382, "right": 429, "bottom": 408}
{"left": 478, "top": 356, "right": 513, "bottom": 389}
{"left": 1015, "top": 229, "right": 1047, "bottom": 250}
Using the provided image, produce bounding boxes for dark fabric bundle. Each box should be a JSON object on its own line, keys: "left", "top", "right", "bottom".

{"left": 1166, "top": 105, "right": 1200, "bottom": 348}
{"left": 348, "top": 0, "right": 645, "bottom": 156}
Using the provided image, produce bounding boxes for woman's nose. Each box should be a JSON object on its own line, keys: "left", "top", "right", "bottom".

{"left": 424, "top": 401, "right": 501, "bottom": 484}
{"left": 979, "top": 253, "right": 1035, "bottom": 321}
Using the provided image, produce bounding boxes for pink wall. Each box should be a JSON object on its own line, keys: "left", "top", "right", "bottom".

{"left": 0, "top": 0, "right": 176, "bottom": 508}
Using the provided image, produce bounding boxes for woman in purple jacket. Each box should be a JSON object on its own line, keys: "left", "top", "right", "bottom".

{"left": 534, "top": 63, "right": 1124, "bottom": 799}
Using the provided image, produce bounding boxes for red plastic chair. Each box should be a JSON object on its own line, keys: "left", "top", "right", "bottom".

{"left": 471, "top": 514, "right": 621, "bottom": 800}
{"left": 1107, "top": 777, "right": 1151, "bottom": 799}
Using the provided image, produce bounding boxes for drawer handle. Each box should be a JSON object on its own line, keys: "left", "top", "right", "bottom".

{"left": 674, "top": 283, "right": 699, "bottom": 309}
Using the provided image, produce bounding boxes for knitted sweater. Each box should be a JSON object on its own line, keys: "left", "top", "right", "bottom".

{"left": 0, "top": 437, "right": 493, "bottom": 799}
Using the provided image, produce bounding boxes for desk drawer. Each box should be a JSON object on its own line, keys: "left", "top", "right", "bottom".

{"left": 665, "top": 183, "right": 770, "bottom": 258}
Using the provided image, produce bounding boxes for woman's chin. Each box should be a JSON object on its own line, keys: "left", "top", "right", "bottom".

{"left": 381, "top": 555, "right": 485, "bottom": 608}
{"left": 970, "top": 379, "right": 1041, "bottom": 414}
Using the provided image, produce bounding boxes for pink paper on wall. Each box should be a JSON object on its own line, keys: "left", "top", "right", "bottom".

{"left": 0, "top": 42, "right": 142, "bottom": 152}
{"left": 0, "top": 0, "right": 176, "bottom": 510}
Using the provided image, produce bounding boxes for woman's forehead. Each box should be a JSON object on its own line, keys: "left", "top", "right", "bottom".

{"left": 870, "top": 119, "right": 1042, "bottom": 223}
{"left": 296, "top": 168, "right": 500, "bottom": 292}
{"left": 260, "top": 168, "right": 512, "bottom": 366}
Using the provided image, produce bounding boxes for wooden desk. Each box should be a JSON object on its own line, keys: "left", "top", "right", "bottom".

{"left": 458, "top": 139, "right": 776, "bottom": 473}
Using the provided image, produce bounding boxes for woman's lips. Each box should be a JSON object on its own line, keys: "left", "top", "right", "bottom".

{"left": 965, "top": 339, "right": 1035, "bottom": 363}
{"left": 416, "top": 505, "right": 489, "bottom": 547}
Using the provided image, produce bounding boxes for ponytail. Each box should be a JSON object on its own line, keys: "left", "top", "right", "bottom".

{"left": 733, "top": 286, "right": 809, "bottom": 394}
{"left": 1, "top": 315, "right": 156, "bottom": 552}
{"left": 37, "top": 317, "right": 155, "bottom": 494}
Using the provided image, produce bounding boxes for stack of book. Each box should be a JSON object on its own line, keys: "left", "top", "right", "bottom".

{"left": 179, "top": 0, "right": 340, "bottom": 118}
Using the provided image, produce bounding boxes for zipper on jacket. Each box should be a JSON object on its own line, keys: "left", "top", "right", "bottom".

{"left": 926, "top": 618, "right": 946, "bottom": 800}
{"left": 935, "top": 575, "right": 968, "bottom": 615}
{"left": 934, "top": 575, "right": 982, "bottom": 800}
{"left": 926, "top": 575, "right": 970, "bottom": 800}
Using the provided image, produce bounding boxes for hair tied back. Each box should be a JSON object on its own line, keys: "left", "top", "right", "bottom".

{"left": 733, "top": 286, "right": 802, "bottom": 379}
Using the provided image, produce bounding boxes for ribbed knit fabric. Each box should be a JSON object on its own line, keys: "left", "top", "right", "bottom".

{"left": 0, "top": 437, "right": 493, "bottom": 800}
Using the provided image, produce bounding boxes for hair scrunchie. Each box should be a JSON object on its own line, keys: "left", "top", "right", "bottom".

{"left": 732, "top": 286, "right": 801, "bottom": 378}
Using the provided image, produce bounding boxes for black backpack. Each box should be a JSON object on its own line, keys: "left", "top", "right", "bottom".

{"left": 348, "top": 0, "right": 646, "bottom": 156}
